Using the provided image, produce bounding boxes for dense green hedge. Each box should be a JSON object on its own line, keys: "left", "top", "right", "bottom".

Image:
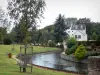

{"left": 77, "top": 41, "right": 100, "bottom": 46}
{"left": 86, "top": 51, "right": 100, "bottom": 57}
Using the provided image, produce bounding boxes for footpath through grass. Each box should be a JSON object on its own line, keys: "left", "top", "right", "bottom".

{"left": 0, "top": 45, "right": 76, "bottom": 75}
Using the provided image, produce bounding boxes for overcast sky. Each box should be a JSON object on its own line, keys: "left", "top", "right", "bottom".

{"left": 0, "top": 0, "right": 100, "bottom": 29}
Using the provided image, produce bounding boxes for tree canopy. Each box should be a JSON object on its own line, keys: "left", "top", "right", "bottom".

{"left": 0, "top": 7, "right": 10, "bottom": 43}
{"left": 7, "top": 0, "right": 46, "bottom": 44}
{"left": 7, "top": 0, "right": 45, "bottom": 27}
{"left": 54, "top": 14, "right": 68, "bottom": 43}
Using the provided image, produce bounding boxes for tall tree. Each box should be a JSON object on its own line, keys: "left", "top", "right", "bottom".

{"left": 0, "top": 27, "right": 7, "bottom": 42}
{"left": 0, "top": 7, "right": 9, "bottom": 28}
{"left": 7, "top": 0, "right": 45, "bottom": 44}
{"left": 54, "top": 14, "right": 68, "bottom": 43}
{"left": 77, "top": 18, "right": 90, "bottom": 24}
{"left": 0, "top": 7, "right": 9, "bottom": 42}
{"left": 91, "top": 32, "right": 98, "bottom": 40}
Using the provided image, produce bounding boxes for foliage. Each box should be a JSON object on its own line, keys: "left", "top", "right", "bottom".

{"left": 65, "top": 45, "right": 77, "bottom": 55}
{"left": 7, "top": 0, "right": 45, "bottom": 44}
{"left": 65, "top": 37, "right": 77, "bottom": 55}
{"left": 0, "top": 27, "right": 7, "bottom": 42}
{"left": 9, "top": 28, "right": 16, "bottom": 43}
{"left": 91, "top": 32, "right": 98, "bottom": 40}
{"left": 48, "top": 40, "right": 56, "bottom": 47}
{"left": 77, "top": 41, "right": 100, "bottom": 46}
{"left": 95, "top": 23, "right": 100, "bottom": 40}
{"left": 7, "top": 0, "right": 45, "bottom": 26}
{"left": 41, "top": 25, "right": 55, "bottom": 33}
{"left": 0, "top": 7, "right": 10, "bottom": 28}
{"left": 67, "top": 37, "right": 77, "bottom": 48}
{"left": 85, "top": 23, "right": 100, "bottom": 40}
{"left": 86, "top": 51, "right": 100, "bottom": 57}
{"left": 3, "top": 37, "right": 12, "bottom": 45}
{"left": 31, "top": 28, "right": 41, "bottom": 45}
{"left": 38, "top": 27, "right": 55, "bottom": 46}
{"left": 39, "top": 32, "right": 52, "bottom": 46}
{"left": 0, "top": 7, "right": 9, "bottom": 42}
{"left": 77, "top": 18, "right": 90, "bottom": 24}
{"left": 10, "top": 22, "right": 29, "bottom": 43}
{"left": 54, "top": 14, "right": 68, "bottom": 43}
{"left": 75, "top": 45, "right": 87, "bottom": 60}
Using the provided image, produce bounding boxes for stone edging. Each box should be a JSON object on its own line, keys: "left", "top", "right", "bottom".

{"left": 60, "top": 53, "right": 88, "bottom": 64}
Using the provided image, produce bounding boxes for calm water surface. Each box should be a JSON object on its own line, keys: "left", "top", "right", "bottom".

{"left": 32, "top": 52, "right": 87, "bottom": 73}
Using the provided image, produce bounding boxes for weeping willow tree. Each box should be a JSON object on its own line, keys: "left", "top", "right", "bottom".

{"left": 7, "top": 0, "right": 46, "bottom": 44}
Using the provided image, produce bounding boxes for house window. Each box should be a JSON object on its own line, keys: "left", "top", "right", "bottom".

{"left": 75, "top": 35, "right": 77, "bottom": 39}
{"left": 75, "top": 35, "right": 81, "bottom": 39}
{"left": 78, "top": 35, "right": 81, "bottom": 39}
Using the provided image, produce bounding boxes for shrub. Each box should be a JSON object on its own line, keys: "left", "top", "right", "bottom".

{"left": 75, "top": 45, "right": 87, "bottom": 60}
{"left": 86, "top": 51, "right": 100, "bottom": 57}
{"left": 65, "top": 37, "right": 77, "bottom": 55}
{"left": 65, "top": 45, "right": 77, "bottom": 55}
{"left": 77, "top": 41, "right": 100, "bottom": 46}
{"left": 67, "top": 37, "right": 77, "bottom": 48}
{"left": 3, "top": 38, "right": 12, "bottom": 45}
{"left": 48, "top": 40, "right": 56, "bottom": 47}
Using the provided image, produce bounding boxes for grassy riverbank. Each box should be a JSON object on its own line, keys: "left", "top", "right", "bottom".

{"left": 0, "top": 45, "right": 79, "bottom": 75}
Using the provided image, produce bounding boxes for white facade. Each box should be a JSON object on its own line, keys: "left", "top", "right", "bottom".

{"left": 66, "top": 24, "right": 87, "bottom": 41}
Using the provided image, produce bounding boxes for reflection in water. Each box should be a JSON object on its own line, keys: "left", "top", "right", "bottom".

{"left": 32, "top": 52, "right": 87, "bottom": 73}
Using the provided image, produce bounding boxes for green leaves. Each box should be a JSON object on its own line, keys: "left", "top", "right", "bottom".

{"left": 7, "top": 0, "right": 45, "bottom": 27}
{"left": 7, "top": 0, "right": 46, "bottom": 44}
{"left": 65, "top": 37, "right": 77, "bottom": 55}
{"left": 75, "top": 45, "right": 87, "bottom": 60}
{"left": 54, "top": 14, "right": 68, "bottom": 43}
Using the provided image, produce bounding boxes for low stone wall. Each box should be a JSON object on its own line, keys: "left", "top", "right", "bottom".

{"left": 60, "top": 53, "right": 88, "bottom": 73}
{"left": 60, "top": 53, "right": 88, "bottom": 63}
{"left": 88, "top": 56, "right": 100, "bottom": 75}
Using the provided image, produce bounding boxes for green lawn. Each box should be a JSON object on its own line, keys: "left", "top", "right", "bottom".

{"left": 0, "top": 45, "right": 76, "bottom": 75}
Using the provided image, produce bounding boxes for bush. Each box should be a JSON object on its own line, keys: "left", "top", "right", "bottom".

{"left": 77, "top": 41, "right": 100, "bottom": 46}
{"left": 48, "top": 40, "right": 56, "bottom": 47}
{"left": 65, "top": 45, "right": 77, "bottom": 55}
{"left": 67, "top": 37, "right": 77, "bottom": 48}
{"left": 75, "top": 45, "right": 87, "bottom": 60}
{"left": 3, "top": 38, "right": 12, "bottom": 45}
{"left": 86, "top": 51, "right": 100, "bottom": 57}
{"left": 65, "top": 37, "right": 77, "bottom": 55}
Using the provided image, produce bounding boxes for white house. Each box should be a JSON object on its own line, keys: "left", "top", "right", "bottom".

{"left": 66, "top": 23, "right": 87, "bottom": 41}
